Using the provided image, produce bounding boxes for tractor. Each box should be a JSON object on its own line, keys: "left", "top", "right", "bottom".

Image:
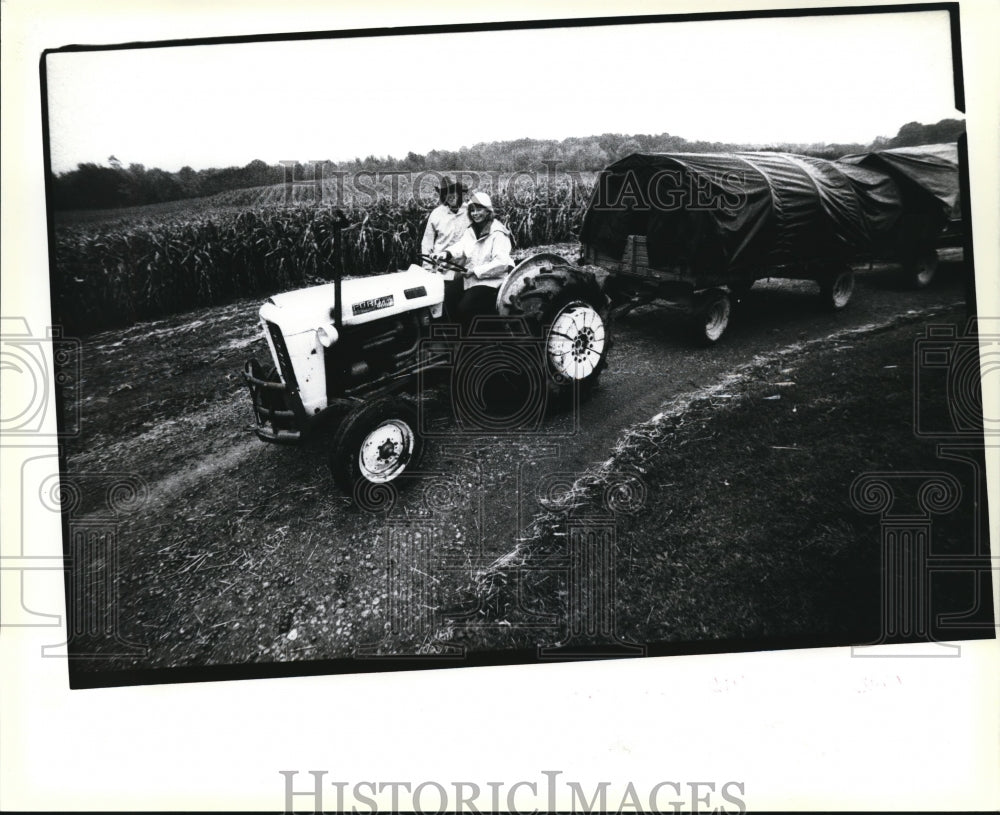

{"left": 242, "top": 217, "right": 608, "bottom": 496}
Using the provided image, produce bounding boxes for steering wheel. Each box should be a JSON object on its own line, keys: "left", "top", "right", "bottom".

{"left": 419, "top": 253, "right": 467, "bottom": 275}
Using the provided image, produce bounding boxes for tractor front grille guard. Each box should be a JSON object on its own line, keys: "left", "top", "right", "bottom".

{"left": 243, "top": 358, "right": 305, "bottom": 444}
{"left": 242, "top": 320, "right": 308, "bottom": 444}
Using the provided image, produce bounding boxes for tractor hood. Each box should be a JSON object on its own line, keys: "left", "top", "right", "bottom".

{"left": 259, "top": 266, "right": 445, "bottom": 336}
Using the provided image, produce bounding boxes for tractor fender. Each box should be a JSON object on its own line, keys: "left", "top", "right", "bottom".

{"left": 497, "top": 253, "right": 606, "bottom": 318}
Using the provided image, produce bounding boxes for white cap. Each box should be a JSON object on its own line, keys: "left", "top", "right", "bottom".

{"left": 468, "top": 191, "right": 493, "bottom": 212}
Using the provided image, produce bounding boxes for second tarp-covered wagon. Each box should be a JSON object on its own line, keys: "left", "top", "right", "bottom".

{"left": 839, "top": 142, "right": 962, "bottom": 286}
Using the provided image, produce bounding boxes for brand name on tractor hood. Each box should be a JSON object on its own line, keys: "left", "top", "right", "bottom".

{"left": 352, "top": 295, "right": 394, "bottom": 316}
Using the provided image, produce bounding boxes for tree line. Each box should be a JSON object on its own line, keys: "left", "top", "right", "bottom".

{"left": 50, "top": 119, "right": 965, "bottom": 211}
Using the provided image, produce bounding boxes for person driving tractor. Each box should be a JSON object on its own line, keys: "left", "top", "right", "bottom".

{"left": 432, "top": 191, "right": 514, "bottom": 327}
{"left": 421, "top": 177, "right": 469, "bottom": 320}
{"left": 421, "top": 176, "right": 470, "bottom": 257}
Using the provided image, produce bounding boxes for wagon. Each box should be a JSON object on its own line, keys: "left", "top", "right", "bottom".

{"left": 578, "top": 144, "right": 961, "bottom": 342}
{"left": 838, "top": 142, "right": 962, "bottom": 287}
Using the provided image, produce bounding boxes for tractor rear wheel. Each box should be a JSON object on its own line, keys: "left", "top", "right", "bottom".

{"left": 543, "top": 293, "right": 608, "bottom": 389}
{"left": 516, "top": 282, "right": 610, "bottom": 405}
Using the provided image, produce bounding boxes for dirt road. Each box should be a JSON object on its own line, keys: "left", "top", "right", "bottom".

{"left": 61, "top": 249, "right": 969, "bottom": 680}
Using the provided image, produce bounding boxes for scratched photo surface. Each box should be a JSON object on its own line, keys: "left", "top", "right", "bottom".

{"left": 38, "top": 8, "right": 994, "bottom": 688}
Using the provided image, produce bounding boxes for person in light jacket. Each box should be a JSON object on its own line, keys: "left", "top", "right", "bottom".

{"left": 434, "top": 191, "right": 515, "bottom": 327}
{"left": 421, "top": 176, "right": 470, "bottom": 257}
{"left": 421, "top": 177, "right": 470, "bottom": 320}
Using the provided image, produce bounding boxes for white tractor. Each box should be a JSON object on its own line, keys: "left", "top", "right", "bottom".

{"left": 243, "top": 224, "right": 608, "bottom": 496}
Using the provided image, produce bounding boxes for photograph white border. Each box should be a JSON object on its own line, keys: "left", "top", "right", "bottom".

{"left": 3, "top": 0, "right": 998, "bottom": 810}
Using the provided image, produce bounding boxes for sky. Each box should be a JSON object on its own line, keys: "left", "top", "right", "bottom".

{"left": 45, "top": 10, "right": 961, "bottom": 173}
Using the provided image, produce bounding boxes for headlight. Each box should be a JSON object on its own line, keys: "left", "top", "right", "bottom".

{"left": 316, "top": 323, "right": 339, "bottom": 348}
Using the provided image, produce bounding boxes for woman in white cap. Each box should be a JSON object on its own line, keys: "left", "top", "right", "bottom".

{"left": 434, "top": 190, "right": 515, "bottom": 327}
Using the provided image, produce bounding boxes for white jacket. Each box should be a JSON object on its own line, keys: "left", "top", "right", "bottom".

{"left": 444, "top": 219, "right": 515, "bottom": 290}
{"left": 420, "top": 203, "right": 471, "bottom": 256}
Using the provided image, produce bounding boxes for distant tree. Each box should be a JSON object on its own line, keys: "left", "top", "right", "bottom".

{"left": 888, "top": 118, "right": 965, "bottom": 147}
{"left": 892, "top": 121, "right": 926, "bottom": 147}
{"left": 402, "top": 151, "right": 425, "bottom": 171}
{"left": 66, "top": 162, "right": 122, "bottom": 208}
{"left": 616, "top": 138, "right": 643, "bottom": 161}
{"left": 243, "top": 159, "right": 274, "bottom": 185}
{"left": 177, "top": 165, "right": 201, "bottom": 198}
{"left": 143, "top": 168, "right": 181, "bottom": 203}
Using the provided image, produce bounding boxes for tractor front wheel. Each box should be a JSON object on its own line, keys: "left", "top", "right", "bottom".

{"left": 328, "top": 397, "right": 423, "bottom": 494}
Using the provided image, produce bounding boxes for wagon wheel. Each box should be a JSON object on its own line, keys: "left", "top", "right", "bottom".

{"left": 691, "top": 288, "right": 731, "bottom": 345}
{"left": 903, "top": 249, "right": 939, "bottom": 289}
{"left": 818, "top": 267, "right": 855, "bottom": 311}
{"left": 328, "top": 396, "right": 423, "bottom": 494}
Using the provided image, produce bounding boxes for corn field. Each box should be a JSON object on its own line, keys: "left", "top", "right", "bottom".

{"left": 52, "top": 176, "right": 594, "bottom": 333}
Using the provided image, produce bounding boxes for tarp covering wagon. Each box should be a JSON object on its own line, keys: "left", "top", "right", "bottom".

{"left": 839, "top": 143, "right": 962, "bottom": 279}
{"left": 839, "top": 142, "right": 960, "bottom": 216}
{"left": 579, "top": 143, "right": 960, "bottom": 342}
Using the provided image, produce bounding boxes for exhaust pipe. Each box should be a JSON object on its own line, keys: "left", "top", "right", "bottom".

{"left": 331, "top": 209, "right": 349, "bottom": 333}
